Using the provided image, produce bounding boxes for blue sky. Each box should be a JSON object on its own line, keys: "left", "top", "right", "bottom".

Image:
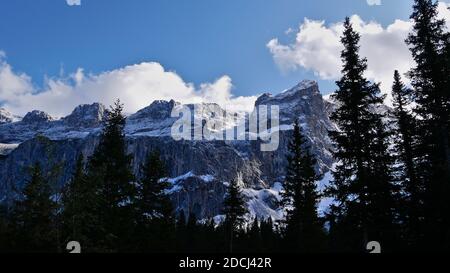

{"left": 0, "top": 0, "right": 449, "bottom": 116}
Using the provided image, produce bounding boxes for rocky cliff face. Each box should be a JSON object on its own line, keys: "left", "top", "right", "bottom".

{"left": 0, "top": 80, "right": 335, "bottom": 221}
{"left": 62, "top": 103, "right": 107, "bottom": 128}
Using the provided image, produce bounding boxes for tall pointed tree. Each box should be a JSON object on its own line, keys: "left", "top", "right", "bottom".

{"left": 260, "top": 218, "right": 279, "bottom": 253}
{"left": 391, "top": 70, "right": 423, "bottom": 248}
{"left": 247, "top": 218, "right": 263, "bottom": 252}
{"left": 62, "top": 155, "right": 99, "bottom": 251}
{"left": 326, "top": 17, "right": 397, "bottom": 252}
{"left": 13, "top": 163, "right": 57, "bottom": 252}
{"left": 135, "top": 150, "right": 172, "bottom": 222}
{"left": 282, "top": 120, "right": 325, "bottom": 252}
{"left": 86, "top": 99, "right": 136, "bottom": 252}
{"left": 222, "top": 177, "right": 248, "bottom": 253}
{"left": 134, "top": 150, "right": 174, "bottom": 252}
{"left": 406, "top": 0, "right": 450, "bottom": 250}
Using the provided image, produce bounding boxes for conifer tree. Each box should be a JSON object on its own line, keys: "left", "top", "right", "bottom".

{"left": 222, "top": 178, "right": 248, "bottom": 253}
{"left": 62, "top": 155, "right": 98, "bottom": 251}
{"left": 13, "top": 163, "right": 57, "bottom": 252}
{"left": 391, "top": 70, "right": 423, "bottom": 248}
{"left": 367, "top": 118, "right": 399, "bottom": 249}
{"left": 326, "top": 17, "right": 397, "bottom": 251}
{"left": 248, "top": 218, "right": 262, "bottom": 251}
{"left": 136, "top": 150, "right": 172, "bottom": 222}
{"left": 134, "top": 150, "right": 174, "bottom": 251}
{"left": 260, "top": 218, "right": 279, "bottom": 253}
{"left": 202, "top": 218, "right": 220, "bottom": 253}
{"left": 85, "top": 99, "right": 136, "bottom": 252}
{"left": 282, "top": 120, "right": 325, "bottom": 252}
{"left": 406, "top": 0, "right": 450, "bottom": 250}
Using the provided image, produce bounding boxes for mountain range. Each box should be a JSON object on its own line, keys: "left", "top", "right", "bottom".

{"left": 0, "top": 80, "right": 338, "bottom": 222}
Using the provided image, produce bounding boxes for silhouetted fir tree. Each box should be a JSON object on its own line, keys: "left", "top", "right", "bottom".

{"left": 260, "top": 218, "right": 279, "bottom": 253}
{"left": 406, "top": 0, "right": 450, "bottom": 250}
{"left": 391, "top": 70, "right": 424, "bottom": 248}
{"left": 282, "top": 120, "right": 325, "bottom": 252}
{"left": 61, "top": 155, "right": 99, "bottom": 251}
{"left": 247, "top": 217, "right": 263, "bottom": 252}
{"left": 367, "top": 118, "right": 400, "bottom": 250}
{"left": 203, "top": 218, "right": 221, "bottom": 253}
{"left": 222, "top": 178, "right": 248, "bottom": 253}
{"left": 136, "top": 150, "right": 173, "bottom": 220}
{"left": 85, "top": 99, "right": 136, "bottom": 252}
{"left": 443, "top": 39, "right": 450, "bottom": 247}
{"left": 12, "top": 163, "right": 57, "bottom": 252}
{"left": 326, "top": 17, "right": 397, "bottom": 252}
{"left": 134, "top": 150, "right": 174, "bottom": 252}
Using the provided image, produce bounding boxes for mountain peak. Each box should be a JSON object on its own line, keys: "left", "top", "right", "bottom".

{"left": 293, "top": 80, "right": 318, "bottom": 90}
{"left": 22, "top": 110, "right": 53, "bottom": 124}
{"left": 63, "top": 103, "right": 107, "bottom": 128}
{"left": 279, "top": 80, "right": 319, "bottom": 97}
{"left": 129, "top": 99, "right": 180, "bottom": 121}
{"left": 0, "top": 108, "right": 21, "bottom": 124}
{"left": 256, "top": 80, "right": 320, "bottom": 106}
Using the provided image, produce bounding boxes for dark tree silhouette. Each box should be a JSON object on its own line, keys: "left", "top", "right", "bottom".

{"left": 406, "top": 0, "right": 450, "bottom": 250}
{"left": 85, "top": 99, "right": 136, "bottom": 252}
{"left": 134, "top": 150, "right": 174, "bottom": 252}
{"left": 282, "top": 120, "right": 325, "bottom": 252}
{"left": 391, "top": 70, "right": 424, "bottom": 248}
{"left": 326, "top": 17, "right": 397, "bottom": 252}
{"left": 61, "top": 155, "right": 99, "bottom": 251}
{"left": 13, "top": 163, "right": 57, "bottom": 252}
{"left": 223, "top": 178, "right": 248, "bottom": 253}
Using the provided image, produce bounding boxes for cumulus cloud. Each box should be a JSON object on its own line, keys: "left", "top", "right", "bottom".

{"left": 0, "top": 55, "right": 257, "bottom": 117}
{"left": 66, "top": 0, "right": 81, "bottom": 6}
{"left": 367, "top": 0, "right": 381, "bottom": 6}
{"left": 267, "top": 1, "right": 450, "bottom": 102}
{"left": 0, "top": 53, "right": 34, "bottom": 106}
{"left": 437, "top": 1, "right": 450, "bottom": 29}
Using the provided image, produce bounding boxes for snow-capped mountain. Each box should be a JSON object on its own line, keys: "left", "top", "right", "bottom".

{"left": 0, "top": 80, "right": 335, "bottom": 221}
{"left": 62, "top": 103, "right": 107, "bottom": 128}
{"left": 0, "top": 103, "right": 106, "bottom": 144}
{"left": 0, "top": 108, "right": 21, "bottom": 125}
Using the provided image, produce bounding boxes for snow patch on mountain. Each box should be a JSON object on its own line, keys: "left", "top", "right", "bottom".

{"left": 318, "top": 171, "right": 334, "bottom": 216}
{"left": 0, "top": 143, "right": 19, "bottom": 156}
{"left": 166, "top": 171, "right": 217, "bottom": 194}
{"left": 279, "top": 80, "right": 318, "bottom": 99}
{"left": 0, "top": 108, "right": 21, "bottom": 124}
{"left": 243, "top": 183, "right": 284, "bottom": 221}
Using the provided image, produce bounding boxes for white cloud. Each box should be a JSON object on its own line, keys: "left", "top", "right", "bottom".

{"left": 267, "top": 2, "right": 450, "bottom": 102}
{"left": 367, "top": 0, "right": 381, "bottom": 6}
{"left": 285, "top": 27, "right": 294, "bottom": 35}
{"left": 0, "top": 55, "right": 257, "bottom": 117}
{"left": 0, "top": 54, "right": 34, "bottom": 105}
{"left": 66, "top": 0, "right": 81, "bottom": 6}
{"left": 437, "top": 1, "right": 450, "bottom": 30}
